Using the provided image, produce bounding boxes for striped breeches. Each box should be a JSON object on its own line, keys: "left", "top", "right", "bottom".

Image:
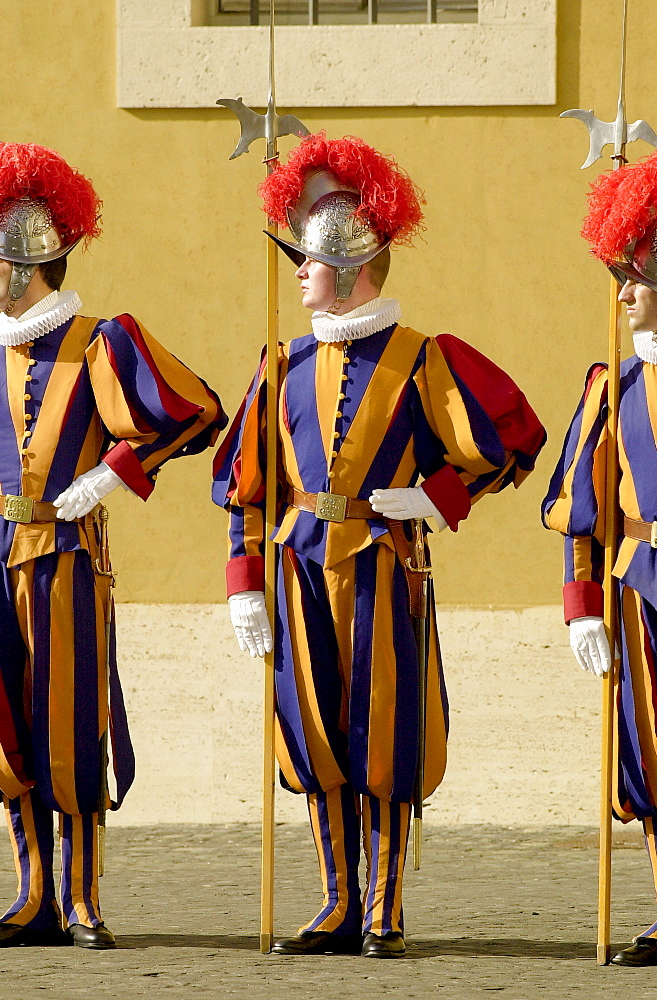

{"left": 2, "top": 787, "right": 101, "bottom": 929}
{"left": 274, "top": 542, "right": 448, "bottom": 802}
{"left": 299, "top": 785, "right": 411, "bottom": 937}
{"left": 0, "top": 550, "right": 118, "bottom": 816}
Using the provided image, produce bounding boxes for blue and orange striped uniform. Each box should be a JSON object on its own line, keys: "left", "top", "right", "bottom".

{"left": 0, "top": 311, "right": 225, "bottom": 930}
{"left": 214, "top": 323, "right": 545, "bottom": 935}
{"left": 543, "top": 356, "right": 657, "bottom": 937}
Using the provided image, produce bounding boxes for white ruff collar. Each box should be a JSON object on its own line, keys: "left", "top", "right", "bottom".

{"left": 311, "top": 297, "right": 401, "bottom": 343}
{"left": 0, "top": 290, "right": 82, "bottom": 347}
{"left": 633, "top": 331, "right": 657, "bottom": 365}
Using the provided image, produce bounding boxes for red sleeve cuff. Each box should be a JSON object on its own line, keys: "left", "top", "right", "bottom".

{"left": 226, "top": 555, "right": 265, "bottom": 597}
{"left": 421, "top": 465, "right": 471, "bottom": 531}
{"left": 563, "top": 580, "right": 604, "bottom": 624}
{"left": 102, "top": 441, "right": 154, "bottom": 501}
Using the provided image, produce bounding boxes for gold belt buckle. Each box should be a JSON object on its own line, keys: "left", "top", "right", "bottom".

{"left": 316, "top": 492, "right": 347, "bottom": 523}
{"left": 3, "top": 495, "right": 34, "bottom": 524}
{"left": 651, "top": 521, "right": 657, "bottom": 548}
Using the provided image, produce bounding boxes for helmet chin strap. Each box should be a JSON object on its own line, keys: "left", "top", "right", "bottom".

{"left": 5, "top": 263, "right": 37, "bottom": 314}
{"left": 328, "top": 265, "right": 361, "bottom": 314}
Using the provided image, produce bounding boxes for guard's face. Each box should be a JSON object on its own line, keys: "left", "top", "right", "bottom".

{"left": 619, "top": 279, "right": 657, "bottom": 333}
{"left": 295, "top": 257, "right": 337, "bottom": 312}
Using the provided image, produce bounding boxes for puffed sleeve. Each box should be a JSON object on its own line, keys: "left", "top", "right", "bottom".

{"left": 85, "top": 314, "right": 227, "bottom": 500}
{"left": 212, "top": 346, "right": 283, "bottom": 596}
{"left": 415, "top": 334, "right": 546, "bottom": 530}
{"left": 542, "top": 363, "right": 608, "bottom": 623}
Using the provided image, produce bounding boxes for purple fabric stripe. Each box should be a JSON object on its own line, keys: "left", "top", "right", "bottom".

{"left": 295, "top": 554, "right": 349, "bottom": 778}
{"left": 305, "top": 791, "right": 339, "bottom": 931}
{"left": 541, "top": 374, "right": 597, "bottom": 527}
{"left": 615, "top": 585, "right": 657, "bottom": 818}
{"left": 274, "top": 550, "right": 319, "bottom": 793}
{"left": 284, "top": 336, "right": 326, "bottom": 491}
{"left": 212, "top": 355, "right": 264, "bottom": 509}
{"left": 449, "top": 368, "right": 506, "bottom": 470}
{"left": 381, "top": 802, "right": 403, "bottom": 934}
{"left": 390, "top": 557, "right": 419, "bottom": 803}
{"left": 339, "top": 327, "right": 396, "bottom": 443}
{"left": 71, "top": 554, "right": 101, "bottom": 814}
{"left": 42, "top": 364, "right": 97, "bottom": 502}
{"left": 2, "top": 789, "right": 56, "bottom": 929}
{"left": 31, "top": 556, "right": 57, "bottom": 811}
{"left": 305, "top": 787, "right": 361, "bottom": 935}
{"left": 108, "top": 619, "right": 135, "bottom": 810}
{"left": 59, "top": 812, "right": 102, "bottom": 926}
{"left": 620, "top": 362, "right": 657, "bottom": 520}
{"left": 363, "top": 796, "right": 380, "bottom": 931}
{"left": 349, "top": 547, "right": 378, "bottom": 795}
{"left": 98, "top": 319, "right": 187, "bottom": 434}
{"left": 0, "top": 563, "right": 32, "bottom": 766}
{"left": 80, "top": 812, "right": 100, "bottom": 925}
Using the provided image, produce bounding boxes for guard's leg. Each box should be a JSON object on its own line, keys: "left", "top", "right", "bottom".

{"left": 0, "top": 788, "right": 60, "bottom": 930}
{"left": 59, "top": 811, "right": 102, "bottom": 928}
{"left": 299, "top": 784, "right": 362, "bottom": 936}
{"left": 361, "top": 795, "right": 411, "bottom": 937}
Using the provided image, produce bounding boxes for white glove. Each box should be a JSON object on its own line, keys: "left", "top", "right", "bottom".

{"left": 228, "top": 591, "right": 273, "bottom": 658}
{"left": 569, "top": 616, "right": 612, "bottom": 677}
{"left": 53, "top": 462, "right": 124, "bottom": 520}
{"left": 369, "top": 485, "right": 448, "bottom": 531}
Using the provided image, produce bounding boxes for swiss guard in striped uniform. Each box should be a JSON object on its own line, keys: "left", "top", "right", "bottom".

{"left": 543, "top": 152, "right": 657, "bottom": 968}
{"left": 213, "top": 134, "right": 546, "bottom": 958}
{"left": 0, "top": 143, "right": 225, "bottom": 949}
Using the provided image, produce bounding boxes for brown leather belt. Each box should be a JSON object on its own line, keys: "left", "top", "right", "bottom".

{"left": 623, "top": 516, "right": 657, "bottom": 547}
{"left": 0, "top": 494, "right": 81, "bottom": 524}
{"left": 288, "top": 487, "right": 383, "bottom": 523}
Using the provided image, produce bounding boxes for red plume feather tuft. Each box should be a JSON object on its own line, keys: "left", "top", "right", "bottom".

{"left": 582, "top": 151, "right": 657, "bottom": 260}
{"left": 259, "top": 132, "right": 424, "bottom": 245}
{"left": 0, "top": 142, "right": 102, "bottom": 246}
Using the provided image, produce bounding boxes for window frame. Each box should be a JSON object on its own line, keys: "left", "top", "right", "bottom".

{"left": 117, "top": 0, "right": 556, "bottom": 108}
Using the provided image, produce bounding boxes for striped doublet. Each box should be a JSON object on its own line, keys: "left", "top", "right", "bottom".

{"left": 0, "top": 309, "right": 225, "bottom": 934}
{"left": 544, "top": 356, "right": 657, "bottom": 824}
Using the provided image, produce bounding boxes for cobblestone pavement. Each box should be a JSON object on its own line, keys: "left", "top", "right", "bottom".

{"left": 0, "top": 823, "right": 657, "bottom": 999}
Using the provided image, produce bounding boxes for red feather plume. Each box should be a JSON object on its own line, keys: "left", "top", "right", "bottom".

{"left": 582, "top": 151, "right": 657, "bottom": 260}
{"left": 259, "top": 132, "right": 424, "bottom": 245}
{"left": 0, "top": 143, "right": 101, "bottom": 246}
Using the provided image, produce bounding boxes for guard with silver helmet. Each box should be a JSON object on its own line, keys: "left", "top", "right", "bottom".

{"left": 0, "top": 142, "right": 226, "bottom": 950}
{"left": 544, "top": 150, "right": 657, "bottom": 967}
{"left": 214, "top": 132, "right": 546, "bottom": 959}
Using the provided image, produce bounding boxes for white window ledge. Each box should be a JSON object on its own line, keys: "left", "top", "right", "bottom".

{"left": 117, "top": 0, "right": 556, "bottom": 108}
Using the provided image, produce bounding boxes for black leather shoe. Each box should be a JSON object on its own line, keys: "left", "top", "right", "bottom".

{"left": 271, "top": 931, "right": 362, "bottom": 955}
{"left": 66, "top": 923, "right": 116, "bottom": 950}
{"left": 0, "top": 923, "right": 69, "bottom": 947}
{"left": 361, "top": 931, "right": 406, "bottom": 958}
{"left": 611, "top": 936, "right": 657, "bottom": 966}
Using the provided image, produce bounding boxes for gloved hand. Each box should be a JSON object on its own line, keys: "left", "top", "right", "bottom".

{"left": 228, "top": 591, "right": 273, "bottom": 658}
{"left": 369, "top": 485, "right": 448, "bottom": 531}
{"left": 53, "top": 462, "right": 124, "bottom": 520}
{"left": 569, "top": 616, "right": 612, "bottom": 677}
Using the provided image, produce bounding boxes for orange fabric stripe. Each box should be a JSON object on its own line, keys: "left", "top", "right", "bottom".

{"left": 48, "top": 555, "right": 79, "bottom": 815}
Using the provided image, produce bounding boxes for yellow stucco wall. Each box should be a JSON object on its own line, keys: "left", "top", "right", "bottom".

{"left": 2, "top": 0, "right": 648, "bottom": 603}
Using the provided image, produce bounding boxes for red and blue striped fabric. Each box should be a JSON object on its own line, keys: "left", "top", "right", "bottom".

{"left": 543, "top": 356, "right": 657, "bottom": 821}
{"left": 0, "top": 313, "right": 226, "bottom": 567}
{"left": 214, "top": 324, "right": 545, "bottom": 804}
{"left": 213, "top": 326, "right": 546, "bottom": 593}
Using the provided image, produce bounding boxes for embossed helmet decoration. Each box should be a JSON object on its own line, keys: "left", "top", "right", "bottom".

{"left": 260, "top": 133, "right": 424, "bottom": 303}
{"left": 0, "top": 143, "right": 101, "bottom": 304}
{"left": 582, "top": 151, "right": 657, "bottom": 291}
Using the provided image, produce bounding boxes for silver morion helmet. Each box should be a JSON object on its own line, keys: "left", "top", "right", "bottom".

{"left": 0, "top": 197, "right": 79, "bottom": 301}
{"left": 266, "top": 170, "right": 390, "bottom": 302}
{"left": 606, "top": 219, "right": 657, "bottom": 292}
